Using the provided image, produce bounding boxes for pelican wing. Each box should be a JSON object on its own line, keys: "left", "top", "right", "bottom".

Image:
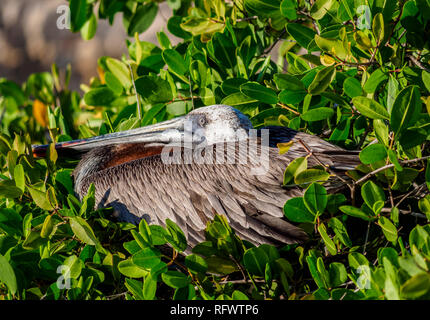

{"left": 74, "top": 128, "right": 359, "bottom": 249}
{"left": 75, "top": 143, "right": 310, "bottom": 248}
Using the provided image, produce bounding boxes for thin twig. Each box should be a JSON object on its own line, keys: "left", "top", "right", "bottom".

{"left": 395, "top": 183, "right": 427, "bottom": 209}
{"left": 354, "top": 155, "right": 430, "bottom": 185}
{"left": 106, "top": 292, "right": 127, "bottom": 300}
{"left": 408, "top": 55, "right": 430, "bottom": 72}
{"left": 277, "top": 102, "right": 300, "bottom": 115}
{"left": 263, "top": 29, "right": 287, "bottom": 55}
{"left": 363, "top": 221, "right": 371, "bottom": 255}
{"left": 380, "top": 208, "right": 427, "bottom": 219}
{"left": 297, "top": 139, "right": 352, "bottom": 187}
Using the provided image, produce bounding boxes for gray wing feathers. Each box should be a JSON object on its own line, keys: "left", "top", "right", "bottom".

{"left": 78, "top": 144, "right": 310, "bottom": 247}
{"left": 77, "top": 132, "right": 359, "bottom": 247}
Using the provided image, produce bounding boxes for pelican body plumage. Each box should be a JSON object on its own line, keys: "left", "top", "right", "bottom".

{"left": 33, "top": 105, "right": 360, "bottom": 249}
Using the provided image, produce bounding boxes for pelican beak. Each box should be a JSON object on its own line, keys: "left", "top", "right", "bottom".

{"left": 32, "top": 116, "right": 187, "bottom": 158}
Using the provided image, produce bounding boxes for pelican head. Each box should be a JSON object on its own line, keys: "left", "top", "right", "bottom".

{"left": 32, "top": 105, "right": 254, "bottom": 157}
{"left": 183, "top": 105, "right": 253, "bottom": 145}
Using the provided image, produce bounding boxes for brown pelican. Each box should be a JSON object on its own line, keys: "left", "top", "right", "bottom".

{"left": 33, "top": 105, "right": 359, "bottom": 248}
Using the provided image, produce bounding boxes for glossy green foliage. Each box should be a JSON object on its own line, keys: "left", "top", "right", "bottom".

{"left": 0, "top": 0, "right": 429, "bottom": 301}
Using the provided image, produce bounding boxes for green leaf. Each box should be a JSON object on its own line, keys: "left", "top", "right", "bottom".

{"left": 306, "top": 253, "right": 325, "bottom": 288}
{"left": 326, "top": 194, "right": 347, "bottom": 214}
{"left": 161, "top": 271, "right": 190, "bottom": 289}
{"left": 328, "top": 217, "right": 352, "bottom": 247}
{"left": 372, "top": 13, "right": 385, "bottom": 44}
{"left": 352, "top": 97, "right": 390, "bottom": 120}
{"left": 243, "top": 246, "right": 270, "bottom": 276}
{"left": 106, "top": 58, "right": 132, "bottom": 89}
{"left": 308, "top": 66, "right": 336, "bottom": 95}
{"left": 329, "top": 262, "right": 347, "bottom": 287}
{"left": 283, "top": 157, "right": 307, "bottom": 185}
{"left": 132, "top": 248, "right": 162, "bottom": 270}
{"left": 13, "top": 164, "right": 25, "bottom": 192}
{"left": 200, "top": 87, "right": 216, "bottom": 105}
{"left": 361, "top": 180, "right": 386, "bottom": 211}
{"left": 221, "top": 92, "right": 258, "bottom": 112}
{"left": 294, "top": 169, "right": 330, "bottom": 185}
{"left": 387, "top": 149, "right": 403, "bottom": 171}
{"left": 339, "top": 205, "right": 373, "bottom": 221}
{"left": 143, "top": 274, "right": 157, "bottom": 300}
{"left": 205, "top": 256, "right": 238, "bottom": 275}
{"left": 390, "top": 86, "right": 422, "bottom": 136}
{"left": 70, "top": 0, "right": 87, "bottom": 32}
{"left": 149, "top": 225, "right": 168, "bottom": 246}
{"left": 354, "top": 30, "right": 372, "bottom": 49}
{"left": 118, "top": 258, "right": 148, "bottom": 278}
{"left": 378, "top": 217, "right": 398, "bottom": 242}
{"left": 164, "top": 219, "right": 187, "bottom": 252}
{"left": 280, "top": 0, "right": 297, "bottom": 19}
{"left": 81, "top": 13, "right": 97, "bottom": 41}
{"left": 240, "top": 82, "right": 278, "bottom": 104}
{"left": 0, "top": 180, "right": 22, "bottom": 199}
{"left": 284, "top": 197, "right": 315, "bottom": 223}
{"left": 104, "top": 72, "right": 123, "bottom": 95}
{"left": 401, "top": 273, "right": 430, "bottom": 299}
{"left": 185, "top": 254, "right": 208, "bottom": 274}
{"left": 232, "top": 290, "right": 249, "bottom": 300}
{"left": 84, "top": 87, "right": 116, "bottom": 106}
{"left": 135, "top": 75, "right": 173, "bottom": 104}
{"left": 62, "top": 255, "right": 83, "bottom": 279}
{"left": 278, "top": 90, "right": 307, "bottom": 105}
{"left": 211, "top": 32, "right": 237, "bottom": 70}
{"left": 131, "top": 230, "right": 150, "bottom": 249}
{"left": 304, "top": 183, "right": 327, "bottom": 215}
{"left": 310, "top": 0, "right": 334, "bottom": 20}
{"left": 40, "top": 215, "right": 55, "bottom": 239}
{"left": 364, "top": 69, "right": 388, "bottom": 94}
{"left": 315, "top": 35, "right": 348, "bottom": 59}
{"left": 69, "top": 216, "right": 99, "bottom": 247}
{"left": 125, "top": 278, "right": 144, "bottom": 300}
{"left": 359, "top": 143, "right": 387, "bottom": 164}
{"left": 28, "top": 185, "right": 53, "bottom": 210}
{"left": 0, "top": 254, "right": 17, "bottom": 295}
{"left": 55, "top": 169, "right": 74, "bottom": 195}
{"left": 337, "top": 0, "right": 354, "bottom": 21}
{"left": 221, "top": 78, "right": 248, "bottom": 95}
{"left": 162, "top": 49, "right": 188, "bottom": 78}
{"left": 348, "top": 252, "right": 369, "bottom": 271}
{"left": 180, "top": 18, "right": 224, "bottom": 36}
{"left": 318, "top": 223, "right": 337, "bottom": 255}
{"left": 243, "top": 0, "right": 282, "bottom": 17}
{"left": 286, "top": 23, "right": 316, "bottom": 50}
{"left": 138, "top": 219, "right": 153, "bottom": 247}
{"left": 422, "top": 70, "right": 430, "bottom": 93}
{"left": 22, "top": 230, "right": 47, "bottom": 250}
{"left": 343, "top": 77, "right": 363, "bottom": 98}
{"left": 301, "top": 107, "right": 334, "bottom": 121}
{"left": 386, "top": 75, "right": 399, "bottom": 114}
{"left": 273, "top": 73, "right": 305, "bottom": 91}
{"left": 128, "top": 3, "right": 158, "bottom": 36}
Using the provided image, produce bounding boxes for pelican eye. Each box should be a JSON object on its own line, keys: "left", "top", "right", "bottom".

{"left": 198, "top": 116, "right": 207, "bottom": 127}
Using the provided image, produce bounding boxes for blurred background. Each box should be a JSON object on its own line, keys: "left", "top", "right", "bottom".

{"left": 0, "top": 0, "right": 176, "bottom": 91}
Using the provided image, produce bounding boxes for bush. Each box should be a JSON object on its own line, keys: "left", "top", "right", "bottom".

{"left": 0, "top": 0, "right": 429, "bottom": 300}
